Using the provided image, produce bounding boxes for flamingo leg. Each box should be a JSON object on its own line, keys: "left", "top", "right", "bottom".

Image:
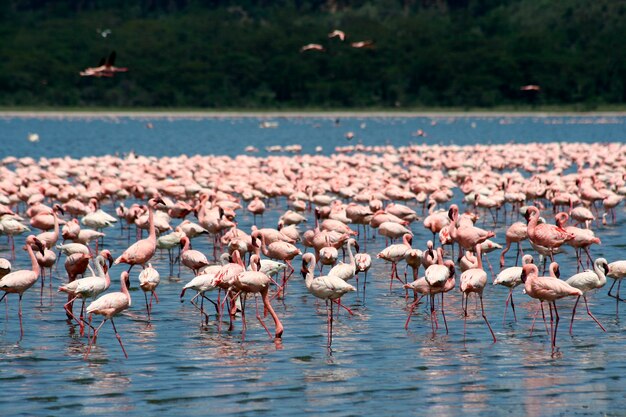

{"left": 569, "top": 295, "right": 580, "bottom": 336}
{"left": 404, "top": 295, "right": 423, "bottom": 330}
{"left": 480, "top": 294, "right": 496, "bottom": 343}
{"left": 110, "top": 318, "right": 128, "bottom": 359}
{"left": 85, "top": 318, "right": 108, "bottom": 358}
{"left": 144, "top": 292, "right": 151, "bottom": 322}
{"left": 18, "top": 293, "right": 24, "bottom": 340}
{"left": 333, "top": 298, "right": 354, "bottom": 315}
{"left": 583, "top": 294, "right": 606, "bottom": 332}
{"left": 440, "top": 293, "right": 448, "bottom": 334}
{"left": 255, "top": 294, "right": 274, "bottom": 339}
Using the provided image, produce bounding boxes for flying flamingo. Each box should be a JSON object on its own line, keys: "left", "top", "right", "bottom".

{"left": 565, "top": 257, "right": 608, "bottom": 334}
{"left": 459, "top": 244, "right": 496, "bottom": 343}
{"left": 138, "top": 263, "right": 160, "bottom": 321}
{"left": 494, "top": 254, "right": 534, "bottom": 323}
{"left": 85, "top": 271, "right": 132, "bottom": 359}
{"left": 328, "top": 29, "right": 346, "bottom": 41}
{"left": 231, "top": 254, "right": 283, "bottom": 340}
{"left": 0, "top": 235, "right": 44, "bottom": 338}
{"left": 301, "top": 253, "right": 356, "bottom": 349}
{"left": 520, "top": 263, "right": 582, "bottom": 355}
{"left": 114, "top": 197, "right": 165, "bottom": 283}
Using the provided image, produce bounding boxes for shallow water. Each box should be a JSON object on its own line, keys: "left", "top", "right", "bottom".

{"left": 1, "top": 114, "right": 626, "bottom": 416}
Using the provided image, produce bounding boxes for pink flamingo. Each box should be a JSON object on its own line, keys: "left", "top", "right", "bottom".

{"left": 114, "top": 197, "right": 165, "bottom": 280}
{"left": 301, "top": 253, "right": 356, "bottom": 349}
{"left": 0, "top": 235, "right": 45, "bottom": 338}
{"left": 59, "top": 251, "right": 113, "bottom": 335}
{"left": 460, "top": 244, "right": 496, "bottom": 343}
{"left": 565, "top": 257, "right": 608, "bottom": 335}
{"left": 138, "top": 263, "right": 160, "bottom": 321}
{"left": 499, "top": 221, "right": 527, "bottom": 268}
{"left": 179, "top": 236, "right": 210, "bottom": 276}
{"left": 448, "top": 204, "right": 495, "bottom": 260}
{"left": 231, "top": 254, "right": 283, "bottom": 340}
{"left": 521, "top": 263, "right": 582, "bottom": 354}
{"left": 85, "top": 271, "right": 132, "bottom": 359}
{"left": 524, "top": 206, "right": 574, "bottom": 262}
{"left": 251, "top": 230, "right": 301, "bottom": 296}
{"left": 376, "top": 233, "right": 413, "bottom": 290}
{"left": 494, "top": 254, "right": 534, "bottom": 323}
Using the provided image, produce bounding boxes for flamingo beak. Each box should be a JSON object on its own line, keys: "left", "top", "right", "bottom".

{"left": 354, "top": 241, "right": 360, "bottom": 253}
{"left": 555, "top": 266, "right": 561, "bottom": 279}
{"left": 56, "top": 205, "right": 65, "bottom": 215}
{"left": 520, "top": 269, "right": 527, "bottom": 283}
{"left": 447, "top": 208, "right": 454, "bottom": 220}
{"left": 604, "top": 263, "right": 609, "bottom": 275}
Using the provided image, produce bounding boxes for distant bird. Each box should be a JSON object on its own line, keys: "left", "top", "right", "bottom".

{"left": 328, "top": 30, "right": 346, "bottom": 41}
{"left": 520, "top": 85, "right": 541, "bottom": 91}
{"left": 300, "top": 43, "right": 325, "bottom": 52}
{"left": 350, "top": 40, "right": 374, "bottom": 49}
{"left": 80, "top": 51, "right": 128, "bottom": 77}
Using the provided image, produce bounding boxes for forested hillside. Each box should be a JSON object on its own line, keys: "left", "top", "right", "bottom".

{"left": 1, "top": 0, "right": 624, "bottom": 109}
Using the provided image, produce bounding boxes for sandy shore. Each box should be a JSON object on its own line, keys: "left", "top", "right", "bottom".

{"left": 1, "top": 110, "right": 626, "bottom": 119}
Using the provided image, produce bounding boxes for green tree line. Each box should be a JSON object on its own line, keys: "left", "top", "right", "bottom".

{"left": 1, "top": 0, "right": 625, "bottom": 109}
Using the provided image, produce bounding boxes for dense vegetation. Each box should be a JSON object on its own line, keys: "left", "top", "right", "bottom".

{"left": 1, "top": 0, "right": 625, "bottom": 109}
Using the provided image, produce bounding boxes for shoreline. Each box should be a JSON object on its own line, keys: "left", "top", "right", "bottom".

{"left": 2, "top": 110, "right": 626, "bottom": 119}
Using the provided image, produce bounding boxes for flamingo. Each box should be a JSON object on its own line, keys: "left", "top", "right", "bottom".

{"left": 354, "top": 252, "right": 372, "bottom": 298}
{"left": 0, "top": 235, "right": 44, "bottom": 338}
{"left": 494, "top": 254, "right": 534, "bottom": 323}
{"left": 424, "top": 249, "right": 456, "bottom": 334}
{"left": 301, "top": 253, "right": 356, "bottom": 349}
{"left": 251, "top": 230, "right": 301, "bottom": 296}
{"left": 524, "top": 206, "right": 574, "bottom": 262}
{"left": 565, "top": 257, "right": 609, "bottom": 334}
{"left": 448, "top": 204, "right": 495, "bottom": 259}
{"left": 59, "top": 250, "right": 113, "bottom": 334}
{"left": 607, "top": 260, "right": 626, "bottom": 313}
{"left": 180, "top": 270, "right": 222, "bottom": 325}
{"left": 520, "top": 263, "right": 582, "bottom": 354}
{"left": 377, "top": 233, "right": 413, "bottom": 290}
{"left": 499, "top": 221, "right": 527, "bottom": 268}
{"left": 138, "top": 263, "right": 160, "bottom": 321}
{"left": 459, "top": 244, "right": 496, "bottom": 343}
{"left": 114, "top": 197, "right": 165, "bottom": 280}
{"left": 231, "top": 254, "right": 283, "bottom": 340}
{"left": 179, "top": 236, "right": 210, "bottom": 276}
{"left": 85, "top": 271, "right": 132, "bottom": 359}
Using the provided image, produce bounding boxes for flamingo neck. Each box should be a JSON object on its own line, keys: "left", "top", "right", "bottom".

{"left": 148, "top": 205, "right": 156, "bottom": 241}
{"left": 121, "top": 274, "right": 130, "bottom": 300}
{"left": 27, "top": 245, "right": 40, "bottom": 276}
{"left": 52, "top": 212, "right": 59, "bottom": 241}
{"left": 346, "top": 241, "right": 355, "bottom": 269}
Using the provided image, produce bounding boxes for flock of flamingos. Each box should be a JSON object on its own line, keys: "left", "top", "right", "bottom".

{"left": 0, "top": 141, "right": 625, "bottom": 358}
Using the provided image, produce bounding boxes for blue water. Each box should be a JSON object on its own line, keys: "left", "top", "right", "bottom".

{"left": 0, "top": 114, "right": 625, "bottom": 416}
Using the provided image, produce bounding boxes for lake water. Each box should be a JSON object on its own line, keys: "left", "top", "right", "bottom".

{"left": 1, "top": 113, "right": 625, "bottom": 416}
